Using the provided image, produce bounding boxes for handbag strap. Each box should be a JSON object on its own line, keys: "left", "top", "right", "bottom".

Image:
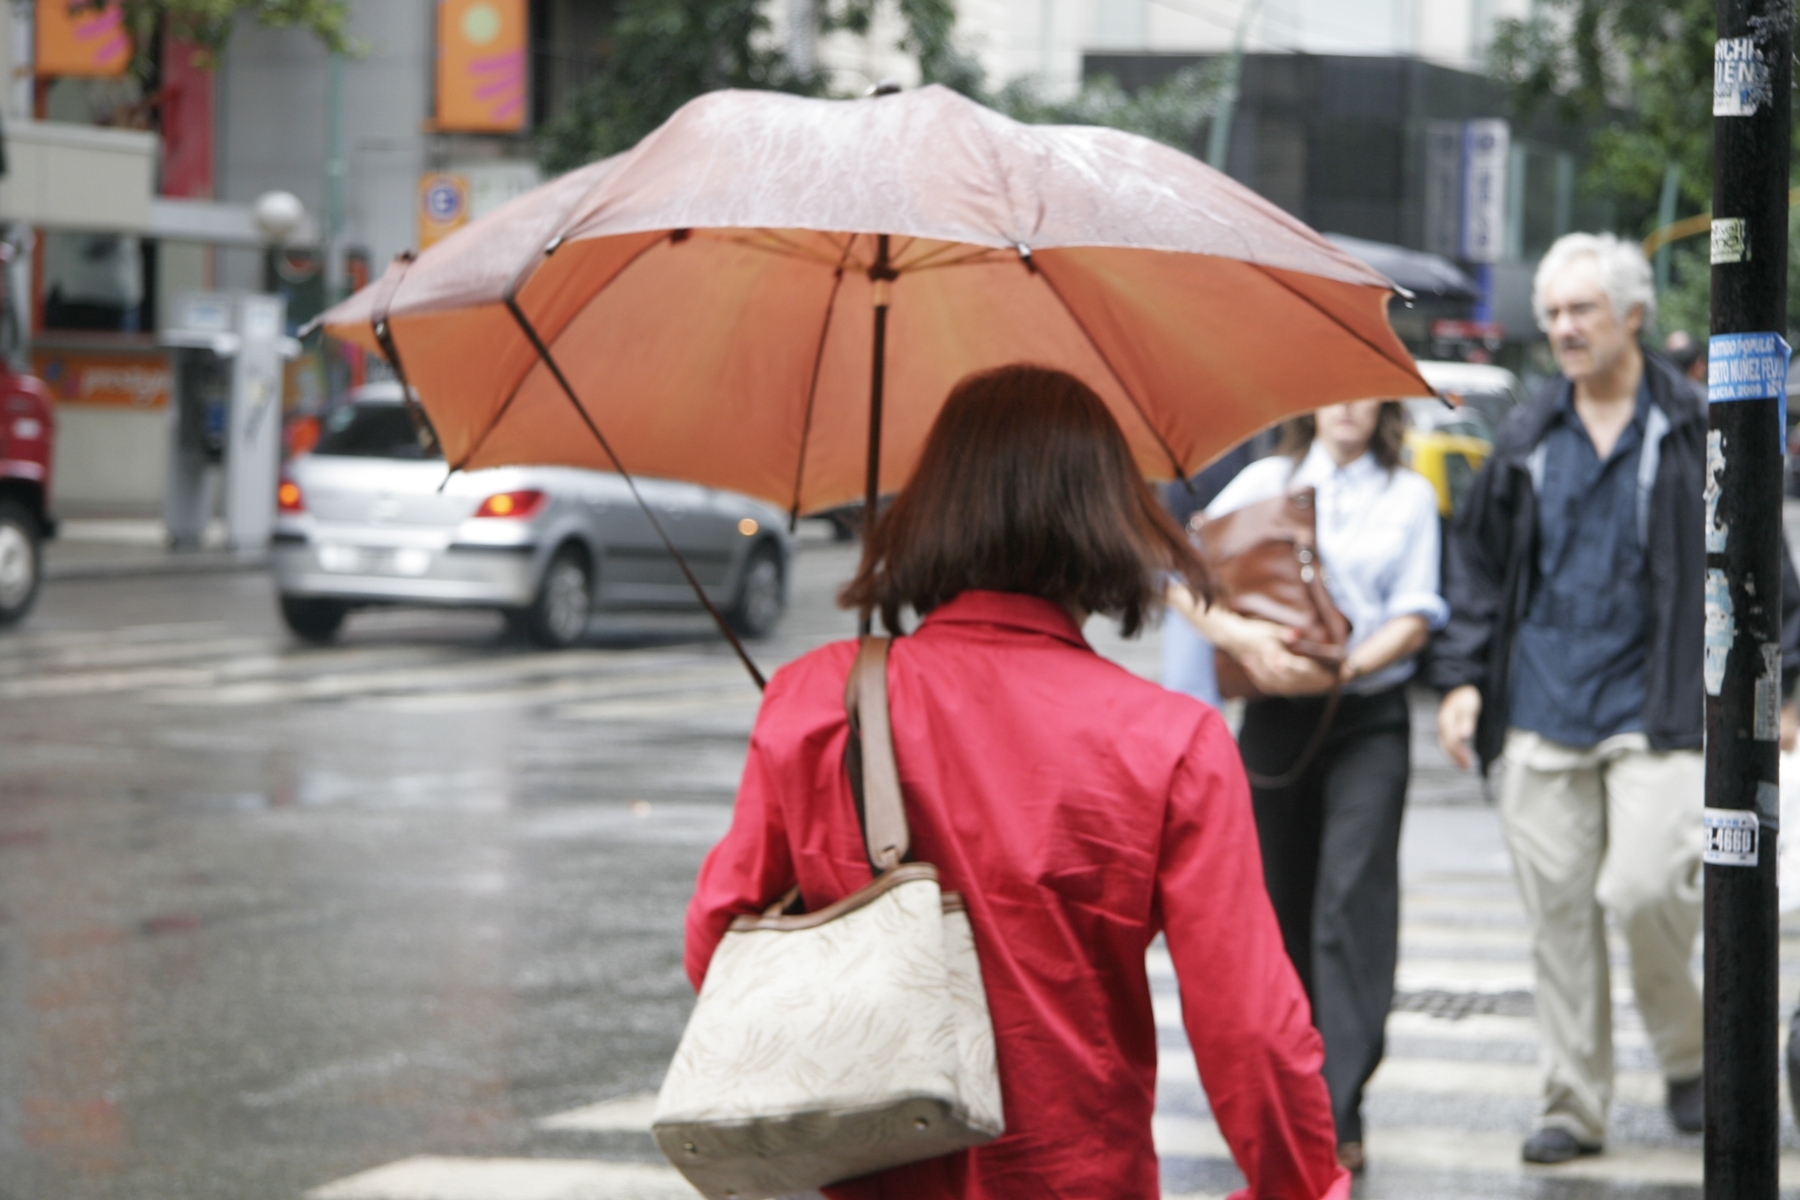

{"left": 844, "top": 637, "right": 910, "bottom": 874}
{"left": 1288, "top": 491, "right": 1351, "bottom": 649}
{"left": 1243, "top": 687, "right": 1340, "bottom": 790}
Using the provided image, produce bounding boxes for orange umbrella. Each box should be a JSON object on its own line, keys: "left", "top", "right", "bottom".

{"left": 317, "top": 84, "right": 1425, "bottom": 525}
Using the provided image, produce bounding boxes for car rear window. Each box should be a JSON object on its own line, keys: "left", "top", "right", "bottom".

{"left": 313, "top": 403, "right": 442, "bottom": 460}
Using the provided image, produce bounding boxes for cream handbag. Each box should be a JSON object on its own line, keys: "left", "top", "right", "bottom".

{"left": 653, "top": 637, "right": 1004, "bottom": 1200}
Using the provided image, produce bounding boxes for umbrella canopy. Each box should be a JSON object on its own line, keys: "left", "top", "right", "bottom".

{"left": 319, "top": 85, "right": 1427, "bottom": 516}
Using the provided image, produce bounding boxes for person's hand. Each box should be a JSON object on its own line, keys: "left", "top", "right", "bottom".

{"left": 1236, "top": 629, "right": 1339, "bottom": 696}
{"left": 1782, "top": 701, "right": 1798, "bottom": 754}
{"left": 1437, "top": 685, "right": 1481, "bottom": 771}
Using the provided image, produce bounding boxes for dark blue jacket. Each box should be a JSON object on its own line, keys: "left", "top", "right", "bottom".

{"left": 1428, "top": 350, "right": 1800, "bottom": 771}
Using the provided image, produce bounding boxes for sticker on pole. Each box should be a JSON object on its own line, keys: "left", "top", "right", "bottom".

{"left": 1716, "top": 36, "right": 1772, "bottom": 116}
{"left": 1709, "top": 332, "right": 1790, "bottom": 400}
{"left": 1705, "top": 568, "right": 1734, "bottom": 696}
{"left": 1711, "top": 217, "right": 1749, "bottom": 264}
{"left": 1704, "top": 808, "right": 1760, "bottom": 866}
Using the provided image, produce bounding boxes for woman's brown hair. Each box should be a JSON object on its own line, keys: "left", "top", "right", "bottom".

{"left": 839, "top": 364, "right": 1212, "bottom": 637}
{"left": 1275, "top": 401, "right": 1408, "bottom": 470}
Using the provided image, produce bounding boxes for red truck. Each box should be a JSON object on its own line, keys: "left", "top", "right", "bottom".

{"left": 0, "top": 366, "right": 54, "bottom": 624}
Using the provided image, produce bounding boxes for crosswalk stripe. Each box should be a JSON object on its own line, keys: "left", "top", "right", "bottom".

{"left": 306, "top": 1153, "right": 1232, "bottom": 1200}
{"left": 1152, "top": 1114, "right": 1800, "bottom": 1187}
{"left": 0, "top": 633, "right": 273, "bottom": 676}
{"left": 346, "top": 669, "right": 753, "bottom": 716}
{"left": 137, "top": 655, "right": 740, "bottom": 709}
{"left": 307, "top": 1156, "right": 700, "bottom": 1200}
{"left": 0, "top": 663, "right": 224, "bottom": 698}
{"left": 1153, "top": 1048, "right": 1672, "bottom": 1107}
{"left": 538, "top": 1093, "right": 661, "bottom": 1133}
{"left": 550, "top": 693, "right": 758, "bottom": 721}
{"left": 0, "top": 619, "right": 228, "bottom": 656}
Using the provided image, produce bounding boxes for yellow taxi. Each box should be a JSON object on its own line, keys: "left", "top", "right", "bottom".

{"left": 1402, "top": 362, "right": 1521, "bottom": 518}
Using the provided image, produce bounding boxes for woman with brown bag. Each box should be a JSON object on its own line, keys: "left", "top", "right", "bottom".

{"left": 1168, "top": 400, "right": 1447, "bottom": 1174}
{"left": 686, "top": 365, "right": 1350, "bottom": 1199}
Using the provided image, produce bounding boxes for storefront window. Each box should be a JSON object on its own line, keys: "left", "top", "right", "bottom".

{"left": 42, "top": 231, "right": 150, "bottom": 333}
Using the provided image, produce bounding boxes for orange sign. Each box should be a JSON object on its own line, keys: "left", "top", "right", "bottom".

{"left": 35, "top": 0, "right": 132, "bottom": 77}
{"left": 32, "top": 349, "right": 170, "bottom": 408}
{"left": 417, "top": 173, "right": 471, "bottom": 250}
{"left": 435, "top": 0, "right": 526, "bottom": 132}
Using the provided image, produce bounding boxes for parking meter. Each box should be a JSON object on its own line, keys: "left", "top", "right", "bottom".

{"left": 160, "top": 292, "right": 292, "bottom": 552}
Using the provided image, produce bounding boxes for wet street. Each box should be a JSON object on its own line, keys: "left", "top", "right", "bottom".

{"left": 3, "top": 531, "right": 1798, "bottom": 1199}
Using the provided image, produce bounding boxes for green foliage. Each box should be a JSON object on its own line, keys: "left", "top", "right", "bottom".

{"left": 1651, "top": 206, "right": 1800, "bottom": 341}
{"left": 991, "top": 64, "right": 1225, "bottom": 151}
{"left": 535, "top": 0, "right": 822, "bottom": 174}
{"left": 1654, "top": 241, "right": 1710, "bottom": 340}
{"left": 537, "top": 0, "right": 1225, "bottom": 175}
{"left": 888, "top": 0, "right": 984, "bottom": 94}
{"left": 77, "top": 0, "right": 360, "bottom": 67}
{"left": 1487, "top": 0, "right": 1782, "bottom": 227}
{"left": 1489, "top": 0, "right": 1800, "bottom": 335}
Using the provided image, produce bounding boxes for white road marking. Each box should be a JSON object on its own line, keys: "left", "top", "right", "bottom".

{"left": 538, "top": 1092, "right": 661, "bottom": 1132}
{"left": 307, "top": 1156, "right": 700, "bottom": 1200}
{"left": 1395, "top": 959, "right": 1535, "bottom": 991}
{"left": 550, "top": 694, "right": 758, "bottom": 721}
{"left": 1153, "top": 1115, "right": 1800, "bottom": 1186}
{"left": 364, "top": 669, "right": 751, "bottom": 716}
{"left": 0, "top": 665, "right": 222, "bottom": 698}
{"left": 0, "top": 619, "right": 227, "bottom": 656}
{"left": 149, "top": 654, "right": 744, "bottom": 708}
{"left": 0, "top": 633, "right": 271, "bottom": 676}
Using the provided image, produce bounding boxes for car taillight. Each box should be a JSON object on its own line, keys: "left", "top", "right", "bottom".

{"left": 277, "top": 479, "right": 305, "bottom": 513}
{"left": 473, "top": 489, "right": 546, "bottom": 519}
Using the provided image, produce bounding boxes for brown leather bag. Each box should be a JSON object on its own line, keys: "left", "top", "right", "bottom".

{"left": 1191, "top": 486, "right": 1352, "bottom": 699}
{"left": 1190, "top": 486, "right": 1352, "bottom": 788}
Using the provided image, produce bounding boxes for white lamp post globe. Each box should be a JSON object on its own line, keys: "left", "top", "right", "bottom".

{"left": 252, "top": 191, "right": 306, "bottom": 243}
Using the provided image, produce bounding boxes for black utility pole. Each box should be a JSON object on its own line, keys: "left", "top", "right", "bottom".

{"left": 1706, "top": 2, "right": 1791, "bottom": 1197}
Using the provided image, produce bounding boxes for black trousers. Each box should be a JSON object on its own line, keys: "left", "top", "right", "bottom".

{"left": 1237, "top": 685, "right": 1410, "bottom": 1145}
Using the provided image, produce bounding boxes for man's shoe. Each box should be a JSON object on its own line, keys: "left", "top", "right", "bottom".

{"left": 1667, "top": 1074, "right": 1703, "bottom": 1134}
{"left": 1521, "top": 1127, "right": 1602, "bottom": 1164}
{"left": 1336, "top": 1142, "right": 1366, "bottom": 1174}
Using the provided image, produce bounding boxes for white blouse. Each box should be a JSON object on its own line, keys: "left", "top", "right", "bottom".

{"left": 1205, "top": 442, "right": 1449, "bottom": 694}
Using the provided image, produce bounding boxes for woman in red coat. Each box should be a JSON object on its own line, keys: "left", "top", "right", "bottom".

{"left": 686, "top": 365, "right": 1348, "bottom": 1200}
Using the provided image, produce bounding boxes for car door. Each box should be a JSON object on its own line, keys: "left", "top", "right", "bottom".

{"left": 584, "top": 473, "right": 727, "bottom": 606}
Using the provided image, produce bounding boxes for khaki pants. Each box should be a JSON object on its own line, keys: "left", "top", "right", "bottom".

{"left": 1496, "top": 728, "right": 1704, "bottom": 1143}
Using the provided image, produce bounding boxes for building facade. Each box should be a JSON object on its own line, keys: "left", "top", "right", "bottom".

{"left": 4, "top": 0, "right": 1569, "bottom": 514}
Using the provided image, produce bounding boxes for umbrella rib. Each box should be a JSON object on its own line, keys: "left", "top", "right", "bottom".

{"left": 787, "top": 251, "right": 853, "bottom": 527}
{"left": 899, "top": 247, "right": 1016, "bottom": 273}
{"left": 500, "top": 296, "right": 769, "bottom": 691}
{"left": 1250, "top": 264, "right": 1425, "bottom": 388}
{"left": 891, "top": 240, "right": 968, "bottom": 271}
{"left": 719, "top": 230, "right": 856, "bottom": 270}
{"left": 1030, "top": 260, "right": 1188, "bottom": 481}
{"left": 454, "top": 232, "right": 669, "bottom": 474}
{"left": 365, "top": 252, "right": 444, "bottom": 460}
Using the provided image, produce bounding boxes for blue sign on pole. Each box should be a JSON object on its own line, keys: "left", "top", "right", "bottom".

{"left": 1459, "top": 119, "right": 1510, "bottom": 264}
{"left": 1708, "top": 330, "right": 1791, "bottom": 433}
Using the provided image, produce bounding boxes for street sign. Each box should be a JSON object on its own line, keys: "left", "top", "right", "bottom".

{"left": 417, "top": 173, "right": 470, "bottom": 250}
{"left": 1459, "top": 120, "right": 1510, "bottom": 264}
{"left": 1423, "top": 122, "right": 1463, "bottom": 259}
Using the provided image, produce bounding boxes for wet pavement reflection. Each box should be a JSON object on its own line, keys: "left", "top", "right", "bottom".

{"left": 2, "top": 537, "right": 1793, "bottom": 1199}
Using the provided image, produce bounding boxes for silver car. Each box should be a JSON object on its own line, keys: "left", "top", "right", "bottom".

{"left": 272, "top": 383, "right": 793, "bottom": 647}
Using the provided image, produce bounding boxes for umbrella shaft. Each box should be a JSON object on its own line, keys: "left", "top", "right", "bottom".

{"left": 866, "top": 300, "right": 888, "bottom": 533}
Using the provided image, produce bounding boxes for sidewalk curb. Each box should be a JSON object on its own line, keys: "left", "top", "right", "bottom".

{"left": 45, "top": 553, "right": 270, "bottom": 582}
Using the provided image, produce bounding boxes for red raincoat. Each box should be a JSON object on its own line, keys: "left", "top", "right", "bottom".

{"left": 686, "top": 591, "right": 1349, "bottom": 1200}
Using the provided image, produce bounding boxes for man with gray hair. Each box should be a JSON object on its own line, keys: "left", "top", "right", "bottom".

{"left": 1431, "top": 232, "right": 1800, "bottom": 1161}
